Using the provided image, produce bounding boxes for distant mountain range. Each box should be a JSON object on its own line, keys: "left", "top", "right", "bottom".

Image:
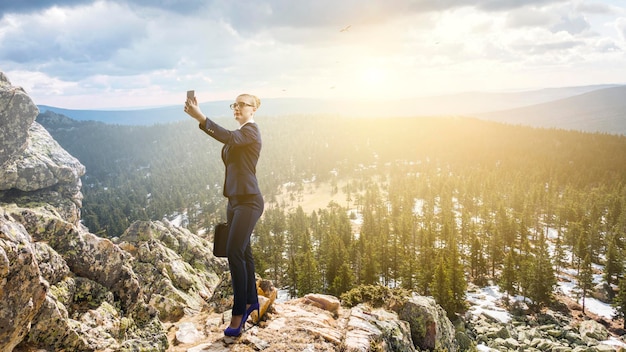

{"left": 37, "top": 84, "right": 626, "bottom": 135}
{"left": 477, "top": 86, "right": 626, "bottom": 136}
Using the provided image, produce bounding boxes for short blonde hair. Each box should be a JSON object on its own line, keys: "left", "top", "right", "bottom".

{"left": 238, "top": 94, "right": 261, "bottom": 109}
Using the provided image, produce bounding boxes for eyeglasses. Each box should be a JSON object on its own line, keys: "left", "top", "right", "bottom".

{"left": 230, "top": 102, "right": 254, "bottom": 110}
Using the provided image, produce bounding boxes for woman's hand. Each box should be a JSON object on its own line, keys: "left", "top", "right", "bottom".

{"left": 184, "top": 96, "right": 206, "bottom": 123}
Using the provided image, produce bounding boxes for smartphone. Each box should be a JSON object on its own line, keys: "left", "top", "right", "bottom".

{"left": 187, "top": 90, "right": 195, "bottom": 99}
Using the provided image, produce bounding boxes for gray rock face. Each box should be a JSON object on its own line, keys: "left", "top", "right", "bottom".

{"left": 0, "top": 212, "right": 48, "bottom": 352}
{"left": 0, "top": 73, "right": 39, "bottom": 166}
{"left": 3, "top": 205, "right": 167, "bottom": 351}
{"left": 0, "top": 75, "right": 85, "bottom": 224}
{"left": 397, "top": 295, "right": 458, "bottom": 352}
{"left": 345, "top": 305, "right": 415, "bottom": 352}
{"left": 115, "top": 220, "right": 224, "bottom": 321}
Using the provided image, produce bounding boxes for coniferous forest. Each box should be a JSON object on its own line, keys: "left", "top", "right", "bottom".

{"left": 38, "top": 111, "right": 626, "bottom": 320}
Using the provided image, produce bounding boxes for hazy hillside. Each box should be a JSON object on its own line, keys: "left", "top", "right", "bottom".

{"left": 477, "top": 86, "right": 626, "bottom": 135}
{"left": 38, "top": 84, "right": 621, "bottom": 126}
{"left": 37, "top": 104, "right": 194, "bottom": 125}
{"left": 393, "top": 84, "right": 621, "bottom": 116}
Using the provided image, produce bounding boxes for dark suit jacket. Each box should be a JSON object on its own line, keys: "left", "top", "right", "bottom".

{"left": 199, "top": 118, "right": 262, "bottom": 197}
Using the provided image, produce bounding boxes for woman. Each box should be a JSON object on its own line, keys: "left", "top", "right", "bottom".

{"left": 184, "top": 93, "right": 264, "bottom": 337}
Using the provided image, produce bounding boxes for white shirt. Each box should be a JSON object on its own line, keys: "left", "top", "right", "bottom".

{"left": 238, "top": 119, "right": 255, "bottom": 129}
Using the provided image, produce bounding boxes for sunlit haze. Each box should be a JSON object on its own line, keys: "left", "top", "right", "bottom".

{"left": 1, "top": 0, "right": 625, "bottom": 109}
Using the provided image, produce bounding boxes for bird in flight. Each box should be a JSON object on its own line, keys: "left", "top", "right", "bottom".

{"left": 340, "top": 25, "right": 351, "bottom": 32}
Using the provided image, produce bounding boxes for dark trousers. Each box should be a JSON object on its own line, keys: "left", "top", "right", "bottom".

{"left": 226, "top": 193, "right": 264, "bottom": 316}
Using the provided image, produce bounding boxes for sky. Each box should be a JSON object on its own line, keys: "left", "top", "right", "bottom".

{"left": 1, "top": 0, "right": 626, "bottom": 109}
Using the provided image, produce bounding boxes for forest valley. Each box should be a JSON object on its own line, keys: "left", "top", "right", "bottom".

{"left": 37, "top": 111, "right": 626, "bottom": 329}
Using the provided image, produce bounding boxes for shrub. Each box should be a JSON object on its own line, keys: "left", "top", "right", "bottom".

{"left": 340, "top": 284, "right": 409, "bottom": 308}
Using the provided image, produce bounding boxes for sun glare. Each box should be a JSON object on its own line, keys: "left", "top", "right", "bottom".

{"left": 361, "top": 67, "right": 387, "bottom": 86}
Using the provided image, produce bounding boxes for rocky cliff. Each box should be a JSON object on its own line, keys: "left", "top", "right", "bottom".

{"left": 0, "top": 72, "right": 460, "bottom": 351}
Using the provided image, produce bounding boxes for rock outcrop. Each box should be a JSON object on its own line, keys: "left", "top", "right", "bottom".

{"left": 0, "top": 73, "right": 167, "bottom": 351}
{"left": 167, "top": 292, "right": 419, "bottom": 352}
{"left": 114, "top": 220, "right": 224, "bottom": 322}
{"left": 0, "top": 211, "right": 48, "bottom": 351}
{"left": 397, "top": 295, "right": 457, "bottom": 352}
{"left": 0, "top": 72, "right": 38, "bottom": 167}
{"left": 0, "top": 73, "right": 85, "bottom": 224}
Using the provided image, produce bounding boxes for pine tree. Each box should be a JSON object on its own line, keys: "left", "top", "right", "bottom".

{"left": 398, "top": 213, "right": 418, "bottom": 290}
{"left": 470, "top": 235, "right": 488, "bottom": 285}
{"left": 330, "top": 262, "right": 354, "bottom": 296}
{"left": 296, "top": 250, "right": 322, "bottom": 296}
{"left": 500, "top": 250, "right": 517, "bottom": 298}
{"left": 576, "top": 254, "right": 594, "bottom": 314}
{"left": 417, "top": 231, "right": 435, "bottom": 295}
{"left": 447, "top": 242, "right": 467, "bottom": 315}
{"left": 431, "top": 254, "right": 452, "bottom": 318}
{"left": 526, "top": 235, "right": 556, "bottom": 309}
{"left": 604, "top": 235, "right": 623, "bottom": 289}
{"left": 324, "top": 234, "right": 348, "bottom": 292}
{"left": 361, "top": 242, "right": 378, "bottom": 285}
{"left": 552, "top": 227, "right": 567, "bottom": 275}
{"left": 517, "top": 253, "right": 532, "bottom": 304}
{"left": 613, "top": 277, "right": 626, "bottom": 329}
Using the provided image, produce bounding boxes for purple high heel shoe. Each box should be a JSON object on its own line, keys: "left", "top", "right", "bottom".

{"left": 223, "top": 316, "right": 245, "bottom": 337}
{"left": 223, "top": 302, "right": 260, "bottom": 337}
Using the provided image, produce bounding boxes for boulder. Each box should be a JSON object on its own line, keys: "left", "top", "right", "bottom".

{"left": 344, "top": 304, "right": 415, "bottom": 352}
{"left": 254, "top": 278, "right": 278, "bottom": 323}
{"left": 592, "top": 283, "right": 613, "bottom": 303}
{"left": 0, "top": 75, "right": 85, "bottom": 224}
{"left": 396, "top": 295, "right": 458, "bottom": 352}
{"left": 175, "top": 322, "right": 205, "bottom": 345}
{"left": 0, "top": 73, "right": 39, "bottom": 166}
{"left": 579, "top": 319, "right": 609, "bottom": 342}
{"left": 302, "top": 293, "right": 340, "bottom": 316}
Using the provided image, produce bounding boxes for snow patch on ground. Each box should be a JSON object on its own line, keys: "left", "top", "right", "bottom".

{"left": 466, "top": 285, "right": 512, "bottom": 324}
{"left": 557, "top": 280, "right": 616, "bottom": 319}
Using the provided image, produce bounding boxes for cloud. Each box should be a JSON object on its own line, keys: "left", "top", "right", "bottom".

{"left": 0, "top": 1, "right": 244, "bottom": 79}
{"left": 504, "top": 3, "right": 592, "bottom": 35}
{"left": 0, "top": 2, "right": 147, "bottom": 73}
{"left": 1, "top": 0, "right": 624, "bottom": 109}
{"left": 576, "top": 1, "right": 616, "bottom": 15}
{"left": 511, "top": 37, "right": 582, "bottom": 54}
{"left": 1, "top": 0, "right": 571, "bottom": 31}
{"left": 0, "top": 0, "right": 90, "bottom": 16}
{"left": 617, "top": 17, "right": 626, "bottom": 40}
{"left": 0, "top": 0, "right": 208, "bottom": 17}
{"left": 551, "top": 13, "right": 591, "bottom": 35}
{"left": 474, "top": 0, "right": 569, "bottom": 12}
{"left": 505, "top": 7, "right": 554, "bottom": 28}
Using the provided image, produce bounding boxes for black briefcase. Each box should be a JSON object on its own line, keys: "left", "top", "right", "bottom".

{"left": 213, "top": 222, "right": 229, "bottom": 257}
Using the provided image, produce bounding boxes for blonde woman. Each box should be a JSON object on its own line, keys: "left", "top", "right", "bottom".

{"left": 184, "top": 93, "right": 264, "bottom": 336}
